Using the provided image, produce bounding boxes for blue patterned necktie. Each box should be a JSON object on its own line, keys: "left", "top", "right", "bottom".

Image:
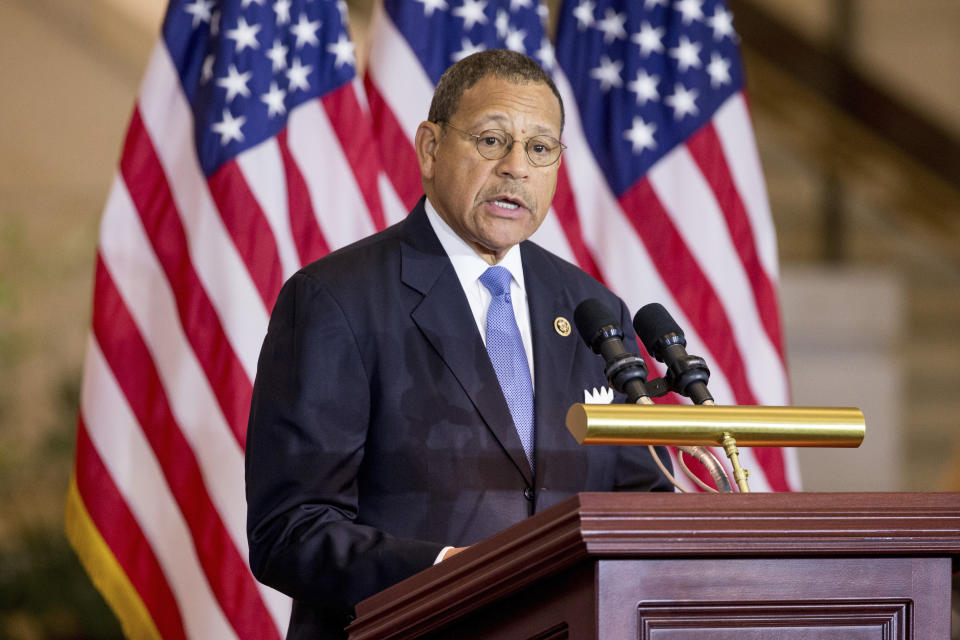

{"left": 479, "top": 266, "right": 535, "bottom": 472}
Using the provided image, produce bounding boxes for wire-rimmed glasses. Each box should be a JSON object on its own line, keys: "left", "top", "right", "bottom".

{"left": 439, "top": 121, "right": 566, "bottom": 167}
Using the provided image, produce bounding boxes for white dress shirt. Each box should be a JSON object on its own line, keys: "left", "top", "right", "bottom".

{"left": 423, "top": 198, "right": 535, "bottom": 385}
{"left": 423, "top": 197, "right": 538, "bottom": 564}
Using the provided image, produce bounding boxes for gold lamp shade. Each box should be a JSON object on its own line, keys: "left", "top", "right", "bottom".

{"left": 566, "top": 404, "right": 865, "bottom": 448}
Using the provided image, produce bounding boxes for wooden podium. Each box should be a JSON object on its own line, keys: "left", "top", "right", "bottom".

{"left": 347, "top": 492, "right": 960, "bottom": 639}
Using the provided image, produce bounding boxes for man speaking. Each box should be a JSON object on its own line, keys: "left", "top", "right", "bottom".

{"left": 245, "top": 50, "right": 672, "bottom": 639}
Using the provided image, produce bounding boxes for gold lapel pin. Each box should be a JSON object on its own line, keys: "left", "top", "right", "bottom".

{"left": 554, "top": 316, "right": 572, "bottom": 337}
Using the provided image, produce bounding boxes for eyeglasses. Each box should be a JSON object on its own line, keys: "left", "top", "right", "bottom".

{"left": 439, "top": 121, "right": 566, "bottom": 167}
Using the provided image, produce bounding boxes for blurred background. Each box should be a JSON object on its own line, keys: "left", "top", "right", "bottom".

{"left": 1, "top": 0, "right": 959, "bottom": 636}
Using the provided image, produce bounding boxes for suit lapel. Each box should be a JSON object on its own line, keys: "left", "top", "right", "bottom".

{"left": 522, "top": 243, "right": 581, "bottom": 486}
{"left": 400, "top": 203, "right": 534, "bottom": 486}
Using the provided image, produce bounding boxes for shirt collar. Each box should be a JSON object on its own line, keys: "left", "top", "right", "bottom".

{"left": 424, "top": 197, "right": 526, "bottom": 292}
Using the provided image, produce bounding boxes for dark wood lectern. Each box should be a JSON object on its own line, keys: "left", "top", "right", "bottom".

{"left": 347, "top": 492, "right": 960, "bottom": 639}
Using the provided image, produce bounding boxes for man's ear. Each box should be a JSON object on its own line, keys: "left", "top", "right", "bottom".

{"left": 415, "top": 121, "right": 442, "bottom": 180}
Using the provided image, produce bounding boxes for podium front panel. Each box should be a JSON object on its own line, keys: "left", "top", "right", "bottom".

{"left": 599, "top": 557, "right": 948, "bottom": 639}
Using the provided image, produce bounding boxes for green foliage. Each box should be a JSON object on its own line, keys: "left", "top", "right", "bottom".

{"left": 0, "top": 369, "right": 122, "bottom": 640}
{"left": 0, "top": 525, "right": 122, "bottom": 640}
{"left": 46, "top": 373, "right": 82, "bottom": 459}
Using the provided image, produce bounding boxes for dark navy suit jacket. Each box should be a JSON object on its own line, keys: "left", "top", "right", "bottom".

{"left": 245, "top": 199, "right": 672, "bottom": 639}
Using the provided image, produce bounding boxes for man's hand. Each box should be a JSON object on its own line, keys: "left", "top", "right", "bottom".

{"left": 440, "top": 546, "right": 468, "bottom": 561}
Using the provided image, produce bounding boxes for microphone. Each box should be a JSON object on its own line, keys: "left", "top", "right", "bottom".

{"left": 573, "top": 299, "right": 652, "bottom": 405}
{"left": 633, "top": 303, "right": 714, "bottom": 405}
{"left": 633, "top": 304, "right": 732, "bottom": 491}
{"left": 576, "top": 301, "right": 732, "bottom": 492}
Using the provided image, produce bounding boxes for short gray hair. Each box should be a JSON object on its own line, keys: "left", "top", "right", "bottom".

{"left": 428, "top": 50, "right": 565, "bottom": 133}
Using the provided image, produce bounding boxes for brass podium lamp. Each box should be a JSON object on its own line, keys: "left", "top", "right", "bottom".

{"left": 566, "top": 404, "right": 866, "bottom": 492}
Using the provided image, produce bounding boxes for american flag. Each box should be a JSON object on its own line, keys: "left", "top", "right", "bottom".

{"left": 367, "top": 0, "right": 799, "bottom": 491}
{"left": 67, "top": 0, "right": 796, "bottom": 636}
{"left": 552, "top": 0, "right": 798, "bottom": 491}
{"left": 64, "top": 0, "right": 377, "bottom": 636}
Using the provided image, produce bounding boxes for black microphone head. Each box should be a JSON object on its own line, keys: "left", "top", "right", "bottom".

{"left": 633, "top": 303, "right": 686, "bottom": 361}
{"left": 574, "top": 298, "right": 623, "bottom": 353}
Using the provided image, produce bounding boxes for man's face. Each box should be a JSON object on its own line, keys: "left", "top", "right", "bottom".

{"left": 417, "top": 75, "right": 563, "bottom": 264}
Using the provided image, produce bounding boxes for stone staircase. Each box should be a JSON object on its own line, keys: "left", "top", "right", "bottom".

{"left": 905, "top": 276, "right": 960, "bottom": 490}
{"left": 743, "top": 38, "right": 960, "bottom": 492}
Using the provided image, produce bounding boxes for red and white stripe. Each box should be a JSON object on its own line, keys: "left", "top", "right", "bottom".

{"left": 70, "top": 29, "right": 387, "bottom": 637}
